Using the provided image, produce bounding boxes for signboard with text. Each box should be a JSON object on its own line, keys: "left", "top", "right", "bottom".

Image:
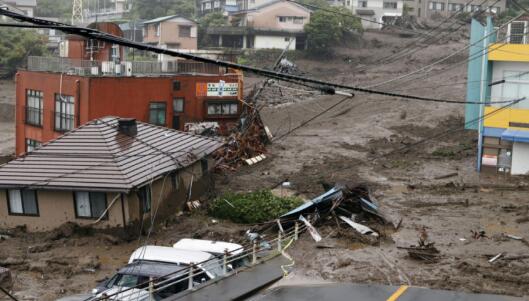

{"left": 196, "top": 81, "right": 239, "bottom": 97}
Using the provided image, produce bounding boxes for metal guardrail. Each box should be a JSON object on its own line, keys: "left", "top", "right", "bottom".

{"left": 26, "top": 56, "right": 225, "bottom": 76}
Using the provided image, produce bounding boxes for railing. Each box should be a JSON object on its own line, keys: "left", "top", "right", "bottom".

{"left": 27, "top": 56, "right": 226, "bottom": 76}
{"left": 89, "top": 221, "right": 307, "bottom": 301}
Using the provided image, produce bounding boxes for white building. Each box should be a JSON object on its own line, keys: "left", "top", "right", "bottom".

{"left": 341, "top": 0, "right": 404, "bottom": 30}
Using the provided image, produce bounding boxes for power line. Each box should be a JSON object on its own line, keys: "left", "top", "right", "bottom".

{"left": 0, "top": 9, "right": 512, "bottom": 105}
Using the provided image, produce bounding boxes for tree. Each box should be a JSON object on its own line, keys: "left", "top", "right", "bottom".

{"left": 0, "top": 28, "right": 47, "bottom": 78}
{"left": 35, "top": 0, "right": 72, "bottom": 21}
{"left": 198, "top": 12, "right": 228, "bottom": 47}
{"left": 130, "top": 0, "right": 196, "bottom": 20}
{"left": 304, "top": 7, "right": 363, "bottom": 55}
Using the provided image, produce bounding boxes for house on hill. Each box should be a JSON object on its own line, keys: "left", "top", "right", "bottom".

{"left": 0, "top": 117, "right": 223, "bottom": 232}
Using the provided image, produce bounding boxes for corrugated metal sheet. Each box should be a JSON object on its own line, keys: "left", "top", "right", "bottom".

{"left": 0, "top": 117, "right": 223, "bottom": 192}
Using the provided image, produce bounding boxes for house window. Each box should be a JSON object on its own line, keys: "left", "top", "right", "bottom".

{"left": 7, "top": 189, "right": 38, "bottom": 216}
{"left": 74, "top": 192, "right": 107, "bottom": 219}
{"left": 173, "top": 80, "right": 181, "bottom": 90}
{"left": 214, "top": 0, "right": 220, "bottom": 8}
{"left": 428, "top": 1, "right": 445, "bottom": 10}
{"left": 179, "top": 25, "right": 191, "bottom": 38}
{"left": 149, "top": 102, "right": 166, "bottom": 126}
{"left": 173, "top": 98, "right": 184, "bottom": 113}
{"left": 293, "top": 17, "right": 304, "bottom": 24}
{"left": 226, "top": 0, "right": 236, "bottom": 5}
{"left": 358, "top": 0, "right": 368, "bottom": 7}
{"left": 279, "top": 16, "right": 286, "bottom": 22}
{"left": 448, "top": 3, "right": 464, "bottom": 11}
{"left": 25, "top": 139, "right": 41, "bottom": 152}
{"left": 25, "top": 89, "right": 43, "bottom": 127}
{"left": 509, "top": 21, "right": 527, "bottom": 44}
{"left": 155, "top": 24, "right": 160, "bottom": 37}
{"left": 138, "top": 185, "right": 151, "bottom": 213}
{"left": 54, "top": 94, "right": 74, "bottom": 132}
{"left": 383, "top": 2, "right": 397, "bottom": 9}
{"left": 207, "top": 102, "right": 238, "bottom": 116}
{"left": 205, "top": 2, "right": 211, "bottom": 9}
{"left": 469, "top": 4, "right": 480, "bottom": 12}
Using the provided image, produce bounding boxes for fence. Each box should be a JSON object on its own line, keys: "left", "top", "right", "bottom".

{"left": 27, "top": 56, "right": 225, "bottom": 76}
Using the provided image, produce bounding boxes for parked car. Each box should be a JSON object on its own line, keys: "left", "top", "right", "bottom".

{"left": 172, "top": 238, "right": 248, "bottom": 270}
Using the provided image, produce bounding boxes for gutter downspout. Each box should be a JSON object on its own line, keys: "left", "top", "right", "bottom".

{"left": 477, "top": 26, "right": 489, "bottom": 172}
{"left": 75, "top": 80, "right": 81, "bottom": 126}
{"left": 120, "top": 193, "right": 126, "bottom": 229}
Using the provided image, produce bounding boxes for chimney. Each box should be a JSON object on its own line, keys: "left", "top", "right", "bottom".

{"left": 118, "top": 118, "right": 137, "bottom": 136}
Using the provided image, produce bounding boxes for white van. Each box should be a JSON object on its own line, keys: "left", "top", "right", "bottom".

{"left": 128, "top": 245, "right": 224, "bottom": 280}
{"left": 172, "top": 239, "right": 248, "bottom": 270}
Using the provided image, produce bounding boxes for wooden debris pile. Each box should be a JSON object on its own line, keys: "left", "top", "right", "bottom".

{"left": 214, "top": 107, "right": 269, "bottom": 171}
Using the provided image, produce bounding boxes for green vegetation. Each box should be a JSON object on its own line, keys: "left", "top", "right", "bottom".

{"left": 130, "top": 0, "right": 195, "bottom": 20}
{"left": 304, "top": 7, "right": 363, "bottom": 55}
{"left": 0, "top": 28, "right": 47, "bottom": 78}
{"left": 198, "top": 12, "right": 228, "bottom": 47}
{"left": 209, "top": 190, "right": 304, "bottom": 224}
{"left": 35, "top": 0, "right": 72, "bottom": 21}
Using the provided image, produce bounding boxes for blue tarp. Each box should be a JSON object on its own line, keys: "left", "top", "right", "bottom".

{"left": 501, "top": 129, "right": 529, "bottom": 143}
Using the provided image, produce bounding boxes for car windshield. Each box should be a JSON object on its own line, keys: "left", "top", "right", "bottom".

{"left": 106, "top": 273, "right": 150, "bottom": 289}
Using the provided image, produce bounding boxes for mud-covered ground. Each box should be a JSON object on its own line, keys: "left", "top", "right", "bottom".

{"left": 1, "top": 30, "right": 529, "bottom": 300}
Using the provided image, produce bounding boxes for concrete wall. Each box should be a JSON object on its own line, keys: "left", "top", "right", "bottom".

{"left": 0, "top": 190, "right": 125, "bottom": 232}
{"left": 144, "top": 18, "right": 198, "bottom": 50}
{"left": 245, "top": 2, "right": 310, "bottom": 30}
{"left": 0, "top": 159, "right": 216, "bottom": 232}
{"left": 254, "top": 36, "right": 296, "bottom": 49}
{"left": 512, "top": 142, "right": 529, "bottom": 175}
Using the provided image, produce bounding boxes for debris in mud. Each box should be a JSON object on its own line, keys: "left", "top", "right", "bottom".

{"left": 0, "top": 266, "right": 12, "bottom": 291}
{"left": 214, "top": 107, "right": 269, "bottom": 171}
{"left": 28, "top": 243, "right": 52, "bottom": 253}
{"left": 471, "top": 230, "right": 487, "bottom": 240}
{"left": 398, "top": 243, "right": 440, "bottom": 262}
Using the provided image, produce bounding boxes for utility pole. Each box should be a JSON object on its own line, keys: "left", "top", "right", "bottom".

{"left": 72, "top": 0, "right": 84, "bottom": 25}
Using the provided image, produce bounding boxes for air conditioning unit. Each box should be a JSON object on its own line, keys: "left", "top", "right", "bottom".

{"left": 102, "top": 61, "right": 115, "bottom": 74}
{"left": 91, "top": 66, "right": 99, "bottom": 76}
{"left": 122, "top": 61, "right": 132, "bottom": 76}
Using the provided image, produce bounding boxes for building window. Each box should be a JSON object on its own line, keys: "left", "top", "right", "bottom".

{"left": 501, "top": 71, "right": 529, "bottom": 109}
{"left": 149, "top": 102, "right": 166, "bottom": 126}
{"left": 207, "top": 102, "right": 238, "bottom": 116}
{"left": 54, "top": 94, "right": 74, "bottom": 132}
{"left": 358, "top": 0, "right": 368, "bottom": 7}
{"left": 173, "top": 98, "right": 184, "bottom": 113}
{"left": 138, "top": 185, "right": 151, "bottom": 213}
{"left": 25, "top": 139, "right": 41, "bottom": 152}
{"left": 383, "top": 2, "right": 397, "bottom": 9}
{"left": 428, "top": 1, "right": 445, "bottom": 10}
{"left": 293, "top": 16, "right": 304, "bottom": 24}
{"left": 214, "top": 0, "right": 220, "bottom": 8}
{"left": 205, "top": 2, "right": 211, "bottom": 9}
{"left": 448, "top": 3, "right": 464, "bottom": 11}
{"left": 469, "top": 4, "right": 481, "bottom": 12}
{"left": 179, "top": 25, "right": 191, "bottom": 38}
{"left": 173, "top": 80, "right": 181, "bottom": 90}
{"left": 509, "top": 21, "right": 527, "bottom": 44}
{"left": 279, "top": 16, "right": 286, "bottom": 22}
{"left": 74, "top": 192, "right": 107, "bottom": 219}
{"left": 155, "top": 24, "right": 160, "bottom": 37}
{"left": 7, "top": 189, "right": 38, "bottom": 216}
{"left": 25, "top": 90, "right": 43, "bottom": 127}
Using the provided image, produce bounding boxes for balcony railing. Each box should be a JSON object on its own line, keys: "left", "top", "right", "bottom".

{"left": 27, "top": 56, "right": 226, "bottom": 76}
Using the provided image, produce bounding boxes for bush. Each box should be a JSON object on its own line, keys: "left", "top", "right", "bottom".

{"left": 209, "top": 190, "right": 303, "bottom": 224}
{"left": 0, "top": 28, "right": 47, "bottom": 78}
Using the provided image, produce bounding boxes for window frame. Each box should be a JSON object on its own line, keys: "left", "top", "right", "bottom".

{"left": 25, "top": 138, "right": 42, "bottom": 153}
{"left": 206, "top": 100, "right": 239, "bottom": 117}
{"left": 54, "top": 94, "right": 75, "bottom": 132}
{"left": 6, "top": 189, "right": 39, "bottom": 217}
{"left": 383, "top": 1, "right": 397, "bottom": 9}
{"left": 179, "top": 25, "right": 192, "bottom": 38}
{"left": 25, "top": 89, "right": 43, "bottom": 127}
{"left": 149, "top": 102, "right": 167, "bottom": 126}
{"left": 173, "top": 98, "right": 185, "bottom": 114}
{"left": 73, "top": 191, "right": 108, "bottom": 220}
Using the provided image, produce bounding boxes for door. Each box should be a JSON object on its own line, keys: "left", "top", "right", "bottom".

{"left": 172, "top": 115, "right": 180, "bottom": 130}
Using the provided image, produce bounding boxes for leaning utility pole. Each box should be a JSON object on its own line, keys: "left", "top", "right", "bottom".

{"left": 72, "top": 0, "right": 83, "bottom": 25}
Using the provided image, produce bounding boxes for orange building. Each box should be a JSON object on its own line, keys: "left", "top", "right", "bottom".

{"left": 15, "top": 22, "right": 244, "bottom": 155}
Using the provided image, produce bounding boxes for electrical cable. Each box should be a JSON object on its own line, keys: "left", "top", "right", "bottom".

{"left": 0, "top": 9, "right": 513, "bottom": 105}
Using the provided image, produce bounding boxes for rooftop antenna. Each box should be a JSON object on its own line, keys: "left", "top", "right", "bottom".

{"left": 72, "top": 0, "right": 84, "bottom": 25}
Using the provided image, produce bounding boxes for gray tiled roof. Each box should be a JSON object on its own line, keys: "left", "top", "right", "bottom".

{"left": 0, "top": 117, "right": 223, "bottom": 192}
